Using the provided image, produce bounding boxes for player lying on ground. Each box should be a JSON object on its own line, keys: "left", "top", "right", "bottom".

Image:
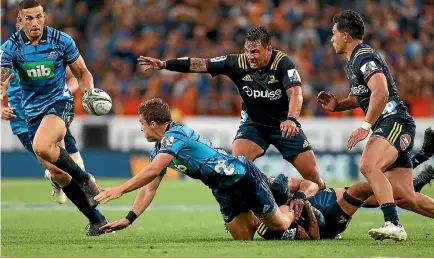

{"left": 138, "top": 26, "right": 325, "bottom": 190}
{"left": 265, "top": 163, "right": 434, "bottom": 240}
{"left": 0, "top": 12, "right": 88, "bottom": 204}
{"left": 0, "top": 0, "right": 106, "bottom": 236}
{"left": 318, "top": 10, "right": 429, "bottom": 241}
{"left": 94, "top": 98, "right": 309, "bottom": 240}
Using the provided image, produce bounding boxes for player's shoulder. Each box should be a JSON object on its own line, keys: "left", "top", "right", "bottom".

{"left": 270, "top": 49, "right": 294, "bottom": 71}
{"left": 164, "top": 122, "right": 191, "bottom": 139}
{"left": 46, "top": 26, "right": 74, "bottom": 47}
{"left": 351, "top": 44, "right": 379, "bottom": 66}
{"left": 1, "top": 31, "right": 22, "bottom": 51}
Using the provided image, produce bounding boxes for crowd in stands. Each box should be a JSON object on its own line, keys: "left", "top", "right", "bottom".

{"left": 2, "top": 0, "right": 433, "bottom": 117}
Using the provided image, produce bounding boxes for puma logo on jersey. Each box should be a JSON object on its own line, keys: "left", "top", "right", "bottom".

{"left": 242, "top": 86, "right": 282, "bottom": 101}
{"left": 23, "top": 61, "right": 54, "bottom": 80}
{"left": 242, "top": 74, "right": 253, "bottom": 81}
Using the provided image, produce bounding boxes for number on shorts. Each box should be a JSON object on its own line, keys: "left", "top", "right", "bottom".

{"left": 382, "top": 101, "right": 397, "bottom": 116}
{"left": 214, "top": 160, "right": 235, "bottom": 176}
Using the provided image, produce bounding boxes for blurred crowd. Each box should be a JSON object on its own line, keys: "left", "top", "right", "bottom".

{"left": 2, "top": 0, "right": 433, "bottom": 117}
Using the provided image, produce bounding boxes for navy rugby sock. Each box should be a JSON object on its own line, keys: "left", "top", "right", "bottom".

{"left": 412, "top": 151, "right": 431, "bottom": 169}
{"left": 380, "top": 203, "right": 399, "bottom": 226}
{"left": 62, "top": 180, "right": 105, "bottom": 223}
{"left": 53, "top": 147, "right": 89, "bottom": 182}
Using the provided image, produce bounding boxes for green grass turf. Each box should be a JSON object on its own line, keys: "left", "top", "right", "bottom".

{"left": 1, "top": 178, "right": 434, "bottom": 257}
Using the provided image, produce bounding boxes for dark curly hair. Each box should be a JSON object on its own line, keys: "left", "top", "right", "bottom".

{"left": 245, "top": 26, "right": 271, "bottom": 46}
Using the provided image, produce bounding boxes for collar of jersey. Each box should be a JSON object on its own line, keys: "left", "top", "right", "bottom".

{"left": 20, "top": 26, "right": 49, "bottom": 45}
{"left": 349, "top": 42, "right": 365, "bottom": 61}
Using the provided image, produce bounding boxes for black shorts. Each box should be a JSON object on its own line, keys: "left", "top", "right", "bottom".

{"left": 309, "top": 188, "right": 352, "bottom": 239}
{"left": 371, "top": 112, "right": 416, "bottom": 169}
{"left": 212, "top": 160, "right": 277, "bottom": 223}
{"left": 234, "top": 122, "right": 312, "bottom": 159}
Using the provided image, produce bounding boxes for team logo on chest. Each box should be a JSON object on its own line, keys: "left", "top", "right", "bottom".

{"left": 268, "top": 75, "right": 279, "bottom": 84}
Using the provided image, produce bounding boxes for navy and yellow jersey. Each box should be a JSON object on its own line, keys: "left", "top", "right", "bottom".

{"left": 206, "top": 50, "right": 302, "bottom": 127}
{"left": 0, "top": 26, "right": 78, "bottom": 118}
{"left": 6, "top": 69, "right": 27, "bottom": 135}
{"left": 149, "top": 122, "right": 247, "bottom": 189}
{"left": 346, "top": 43, "right": 410, "bottom": 124}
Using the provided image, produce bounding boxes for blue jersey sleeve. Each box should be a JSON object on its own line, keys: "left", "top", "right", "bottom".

{"left": 59, "top": 32, "right": 80, "bottom": 64}
{"left": 158, "top": 129, "right": 187, "bottom": 156}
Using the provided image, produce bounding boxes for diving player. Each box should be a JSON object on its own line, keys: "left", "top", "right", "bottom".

{"left": 0, "top": 0, "right": 107, "bottom": 235}
{"left": 94, "top": 98, "right": 299, "bottom": 241}
{"left": 137, "top": 26, "right": 325, "bottom": 190}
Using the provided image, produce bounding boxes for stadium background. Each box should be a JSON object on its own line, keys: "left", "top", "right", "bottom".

{"left": 1, "top": 0, "right": 433, "bottom": 180}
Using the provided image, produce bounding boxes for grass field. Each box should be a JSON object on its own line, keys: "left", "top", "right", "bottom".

{"left": 2, "top": 178, "right": 434, "bottom": 258}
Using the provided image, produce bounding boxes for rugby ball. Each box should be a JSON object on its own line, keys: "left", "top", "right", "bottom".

{"left": 82, "top": 88, "right": 112, "bottom": 116}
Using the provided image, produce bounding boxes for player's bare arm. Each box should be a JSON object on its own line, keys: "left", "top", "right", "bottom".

{"left": 68, "top": 55, "right": 94, "bottom": 92}
{"left": 95, "top": 153, "right": 172, "bottom": 204}
{"left": 317, "top": 92, "right": 359, "bottom": 112}
{"left": 303, "top": 202, "right": 320, "bottom": 240}
{"left": 65, "top": 66, "right": 79, "bottom": 94}
{"left": 99, "top": 176, "right": 163, "bottom": 233}
{"left": 138, "top": 56, "right": 208, "bottom": 73}
{"left": 0, "top": 67, "right": 14, "bottom": 98}
{"left": 281, "top": 86, "right": 302, "bottom": 137}
{"left": 347, "top": 73, "right": 388, "bottom": 150}
{"left": 288, "top": 178, "right": 319, "bottom": 200}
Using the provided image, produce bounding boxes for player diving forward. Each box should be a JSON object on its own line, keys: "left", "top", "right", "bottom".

{"left": 317, "top": 10, "right": 433, "bottom": 240}
{"left": 137, "top": 26, "right": 325, "bottom": 190}
{"left": 93, "top": 98, "right": 318, "bottom": 240}
{"left": 1, "top": 13, "right": 85, "bottom": 204}
{"left": 0, "top": 0, "right": 107, "bottom": 235}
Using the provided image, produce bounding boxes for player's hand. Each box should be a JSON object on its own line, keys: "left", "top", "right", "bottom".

{"left": 137, "top": 56, "right": 165, "bottom": 71}
{"left": 99, "top": 218, "right": 130, "bottom": 233}
{"left": 0, "top": 73, "right": 14, "bottom": 98}
{"left": 317, "top": 91, "right": 338, "bottom": 112}
{"left": 347, "top": 128, "right": 369, "bottom": 150}
{"left": 280, "top": 120, "right": 299, "bottom": 137}
{"left": 94, "top": 186, "right": 124, "bottom": 204}
{"left": 288, "top": 199, "right": 304, "bottom": 222}
{"left": 1, "top": 107, "right": 16, "bottom": 120}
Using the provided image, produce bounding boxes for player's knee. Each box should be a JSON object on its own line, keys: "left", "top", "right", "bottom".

{"left": 33, "top": 141, "right": 57, "bottom": 162}
{"left": 359, "top": 160, "right": 377, "bottom": 177}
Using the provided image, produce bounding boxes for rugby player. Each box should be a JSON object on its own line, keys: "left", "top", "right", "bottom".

{"left": 0, "top": 0, "right": 107, "bottom": 235}
{"left": 94, "top": 98, "right": 304, "bottom": 241}
{"left": 1, "top": 13, "right": 86, "bottom": 204}
{"left": 137, "top": 26, "right": 325, "bottom": 190}
{"left": 317, "top": 10, "right": 433, "bottom": 240}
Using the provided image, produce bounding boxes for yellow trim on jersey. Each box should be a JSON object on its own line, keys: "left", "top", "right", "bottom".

{"left": 387, "top": 122, "right": 402, "bottom": 144}
{"left": 354, "top": 48, "right": 373, "bottom": 59}
{"left": 257, "top": 223, "right": 268, "bottom": 235}
{"left": 238, "top": 54, "right": 248, "bottom": 69}
{"left": 271, "top": 51, "right": 285, "bottom": 70}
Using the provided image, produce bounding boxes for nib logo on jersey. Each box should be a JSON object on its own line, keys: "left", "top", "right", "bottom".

{"left": 23, "top": 61, "right": 54, "bottom": 80}
{"left": 242, "top": 86, "right": 282, "bottom": 101}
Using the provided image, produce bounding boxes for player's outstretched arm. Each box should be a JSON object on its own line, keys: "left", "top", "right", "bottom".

{"left": 99, "top": 176, "right": 163, "bottom": 233}
{"left": 68, "top": 55, "right": 94, "bottom": 93}
{"left": 95, "top": 153, "right": 172, "bottom": 204}
{"left": 138, "top": 56, "right": 208, "bottom": 73}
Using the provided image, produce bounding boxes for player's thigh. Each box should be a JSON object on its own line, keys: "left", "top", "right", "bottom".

{"left": 232, "top": 124, "right": 268, "bottom": 160}
{"left": 360, "top": 137, "right": 398, "bottom": 174}
{"left": 225, "top": 211, "right": 259, "bottom": 240}
{"left": 287, "top": 150, "right": 322, "bottom": 184}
